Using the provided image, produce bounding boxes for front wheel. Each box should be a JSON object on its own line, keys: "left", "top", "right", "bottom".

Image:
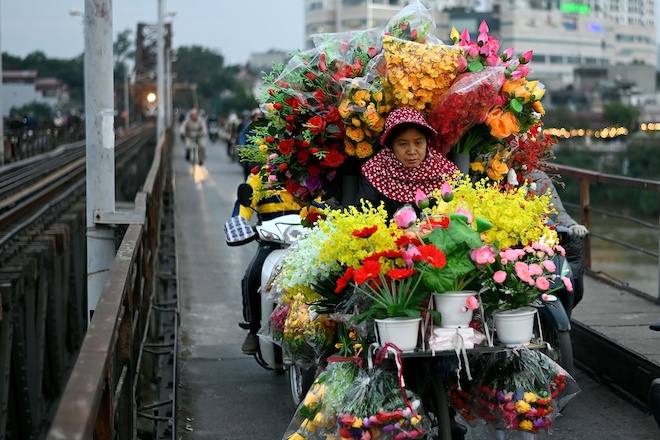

{"left": 405, "top": 360, "right": 453, "bottom": 440}
{"left": 289, "top": 362, "right": 316, "bottom": 407}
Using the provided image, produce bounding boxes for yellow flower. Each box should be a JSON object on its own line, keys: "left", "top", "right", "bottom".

{"left": 486, "top": 155, "right": 509, "bottom": 181}
{"left": 515, "top": 399, "right": 532, "bottom": 413}
{"left": 338, "top": 99, "right": 353, "bottom": 119}
{"left": 524, "top": 392, "right": 538, "bottom": 403}
{"left": 532, "top": 100, "right": 545, "bottom": 115}
{"left": 287, "top": 432, "right": 307, "bottom": 440}
{"left": 346, "top": 127, "right": 365, "bottom": 142}
{"left": 355, "top": 141, "right": 374, "bottom": 159}
{"left": 519, "top": 419, "right": 534, "bottom": 431}
{"left": 470, "top": 160, "right": 485, "bottom": 173}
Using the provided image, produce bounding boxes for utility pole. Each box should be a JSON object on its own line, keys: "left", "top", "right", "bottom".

{"left": 85, "top": 0, "right": 116, "bottom": 321}
{"left": 0, "top": 2, "right": 5, "bottom": 166}
{"left": 124, "top": 61, "right": 130, "bottom": 131}
{"left": 157, "top": 0, "right": 165, "bottom": 139}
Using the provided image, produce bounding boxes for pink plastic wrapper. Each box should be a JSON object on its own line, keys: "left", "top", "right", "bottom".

{"left": 427, "top": 67, "right": 506, "bottom": 156}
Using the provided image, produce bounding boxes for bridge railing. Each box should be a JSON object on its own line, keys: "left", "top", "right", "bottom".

{"left": 46, "top": 130, "right": 173, "bottom": 439}
{"left": 553, "top": 163, "right": 660, "bottom": 299}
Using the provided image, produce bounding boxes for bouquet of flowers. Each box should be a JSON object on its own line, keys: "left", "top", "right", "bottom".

{"left": 284, "top": 360, "right": 361, "bottom": 440}
{"left": 241, "top": 29, "right": 383, "bottom": 202}
{"left": 338, "top": 77, "right": 391, "bottom": 159}
{"left": 463, "top": 346, "right": 580, "bottom": 434}
{"left": 475, "top": 241, "right": 574, "bottom": 316}
{"left": 283, "top": 293, "right": 337, "bottom": 368}
{"left": 381, "top": 36, "right": 463, "bottom": 116}
{"left": 335, "top": 365, "right": 429, "bottom": 439}
{"left": 428, "top": 176, "right": 555, "bottom": 249}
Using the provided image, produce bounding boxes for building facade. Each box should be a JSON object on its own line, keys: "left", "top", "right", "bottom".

{"left": 302, "top": 0, "right": 657, "bottom": 92}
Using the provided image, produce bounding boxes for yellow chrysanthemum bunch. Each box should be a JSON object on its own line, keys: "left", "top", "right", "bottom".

{"left": 429, "top": 177, "right": 556, "bottom": 249}
{"left": 283, "top": 293, "right": 336, "bottom": 361}
{"left": 338, "top": 78, "right": 391, "bottom": 159}
{"left": 316, "top": 201, "right": 401, "bottom": 269}
{"left": 383, "top": 36, "right": 463, "bottom": 113}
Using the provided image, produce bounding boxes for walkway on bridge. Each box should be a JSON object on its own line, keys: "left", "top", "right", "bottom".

{"left": 171, "top": 135, "right": 660, "bottom": 439}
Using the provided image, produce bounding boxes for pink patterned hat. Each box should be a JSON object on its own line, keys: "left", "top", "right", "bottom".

{"left": 379, "top": 107, "right": 437, "bottom": 147}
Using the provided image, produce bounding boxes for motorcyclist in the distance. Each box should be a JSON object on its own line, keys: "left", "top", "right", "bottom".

{"left": 228, "top": 172, "right": 303, "bottom": 354}
{"left": 180, "top": 108, "right": 208, "bottom": 165}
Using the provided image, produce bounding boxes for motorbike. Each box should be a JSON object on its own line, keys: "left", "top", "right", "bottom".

{"left": 227, "top": 183, "right": 313, "bottom": 405}
{"left": 535, "top": 224, "right": 581, "bottom": 376}
{"left": 208, "top": 120, "right": 220, "bottom": 143}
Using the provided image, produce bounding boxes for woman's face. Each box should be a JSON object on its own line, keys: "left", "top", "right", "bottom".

{"left": 391, "top": 126, "right": 427, "bottom": 168}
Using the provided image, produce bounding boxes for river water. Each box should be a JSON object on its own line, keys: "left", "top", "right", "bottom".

{"left": 584, "top": 211, "right": 659, "bottom": 298}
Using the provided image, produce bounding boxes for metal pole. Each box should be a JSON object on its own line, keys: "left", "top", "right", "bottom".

{"left": 85, "top": 0, "right": 116, "bottom": 321}
{"left": 157, "top": 0, "right": 165, "bottom": 139}
{"left": 124, "top": 62, "right": 130, "bottom": 131}
{"left": 0, "top": 2, "right": 5, "bottom": 166}
{"left": 166, "top": 49, "right": 172, "bottom": 127}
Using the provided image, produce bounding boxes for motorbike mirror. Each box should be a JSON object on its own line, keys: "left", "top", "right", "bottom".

{"left": 237, "top": 183, "right": 253, "bottom": 208}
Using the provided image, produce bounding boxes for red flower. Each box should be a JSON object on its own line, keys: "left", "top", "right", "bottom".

{"left": 278, "top": 138, "right": 294, "bottom": 155}
{"left": 251, "top": 166, "right": 260, "bottom": 175}
{"left": 278, "top": 163, "right": 288, "bottom": 172}
{"left": 306, "top": 115, "right": 326, "bottom": 135}
{"left": 363, "top": 249, "right": 402, "bottom": 261}
{"left": 273, "top": 103, "right": 283, "bottom": 110}
{"left": 265, "top": 136, "right": 276, "bottom": 143}
{"left": 387, "top": 267, "right": 418, "bottom": 280}
{"left": 352, "top": 225, "right": 378, "bottom": 238}
{"left": 305, "top": 72, "right": 317, "bottom": 81}
{"left": 335, "top": 267, "right": 355, "bottom": 293}
{"left": 321, "top": 150, "right": 345, "bottom": 168}
{"left": 396, "top": 235, "right": 422, "bottom": 248}
{"left": 416, "top": 244, "right": 447, "bottom": 268}
{"left": 428, "top": 217, "right": 450, "bottom": 229}
{"left": 354, "top": 260, "right": 381, "bottom": 284}
{"left": 297, "top": 148, "right": 310, "bottom": 164}
{"left": 306, "top": 163, "right": 321, "bottom": 176}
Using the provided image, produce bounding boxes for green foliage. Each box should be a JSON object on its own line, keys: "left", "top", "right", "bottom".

{"left": 173, "top": 45, "right": 257, "bottom": 115}
{"left": 602, "top": 101, "right": 640, "bottom": 130}
{"left": 9, "top": 102, "right": 53, "bottom": 120}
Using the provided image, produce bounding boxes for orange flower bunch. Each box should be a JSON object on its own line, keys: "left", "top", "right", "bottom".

{"left": 382, "top": 36, "right": 463, "bottom": 113}
{"left": 485, "top": 77, "right": 546, "bottom": 139}
{"left": 338, "top": 78, "right": 391, "bottom": 159}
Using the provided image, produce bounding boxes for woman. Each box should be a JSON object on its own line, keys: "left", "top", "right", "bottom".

{"left": 355, "top": 107, "right": 459, "bottom": 216}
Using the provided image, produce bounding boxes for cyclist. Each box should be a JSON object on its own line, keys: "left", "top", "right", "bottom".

{"left": 180, "top": 108, "right": 208, "bottom": 165}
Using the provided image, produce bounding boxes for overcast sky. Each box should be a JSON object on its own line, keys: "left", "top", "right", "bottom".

{"left": 1, "top": 0, "right": 306, "bottom": 66}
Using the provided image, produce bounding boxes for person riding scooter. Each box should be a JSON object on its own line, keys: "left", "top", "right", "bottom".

{"left": 226, "top": 172, "right": 303, "bottom": 354}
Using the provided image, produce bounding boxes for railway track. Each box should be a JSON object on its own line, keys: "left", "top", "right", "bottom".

{"left": 0, "top": 124, "right": 155, "bottom": 251}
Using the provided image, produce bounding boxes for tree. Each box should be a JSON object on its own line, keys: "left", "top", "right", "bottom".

{"left": 602, "top": 101, "right": 640, "bottom": 131}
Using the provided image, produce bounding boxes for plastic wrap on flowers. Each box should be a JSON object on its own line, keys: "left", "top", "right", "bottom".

{"left": 283, "top": 360, "right": 361, "bottom": 440}
{"left": 259, "top": 301, "right": 290, "bottom": 344}
{"left": 468, "top": 346, "right": 580, "bottom": 435}
{"left": 283, "top": 295, "right": 337, "bottom": 369}
{"left": 383, "top": 0, "right": 437, "bottom": 44}
{"left": 338, "top": 76, "right": 390, "bottom": 159}
{"left": 335, "top": 366, "right": 429, "bottom": 439}
{"left": 246, "top": 29, "right": 383, "bottom": 202}
{"left": 382, "top": 36, "right": 463, "bottom": 116}
{"left": 427, "top": 67, "right": 506, "bottom": 156}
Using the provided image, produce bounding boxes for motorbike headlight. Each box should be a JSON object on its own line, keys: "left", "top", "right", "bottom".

{"left": 283, "top": 225, "right": 305, "bottom": 244}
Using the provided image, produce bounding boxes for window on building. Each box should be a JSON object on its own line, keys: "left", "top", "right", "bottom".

{"left": 342, "top": 0, "right": 365, "bottom": 5}
{"left": 585, "top": 57, "right": 597, "bottom": 64}
{"left": 567, "top": 56, "right": 580, "bottom": 64}
{"left": 534, "top": 54, "right": 547, "bottom": 63}
{"left": 550, "top": 55, "right": 563, "bottom": 63}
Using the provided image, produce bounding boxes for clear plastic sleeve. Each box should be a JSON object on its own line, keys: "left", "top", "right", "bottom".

{"left": 427, "top": 67, "right": 506, "bottom": 156}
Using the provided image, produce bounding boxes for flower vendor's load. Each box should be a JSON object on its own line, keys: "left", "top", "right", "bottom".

{"left": 283, "top": 351, "right": 430, "bottom": 440}
{"left": 450, "top": 346, "right": 580, "bottom": 434}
